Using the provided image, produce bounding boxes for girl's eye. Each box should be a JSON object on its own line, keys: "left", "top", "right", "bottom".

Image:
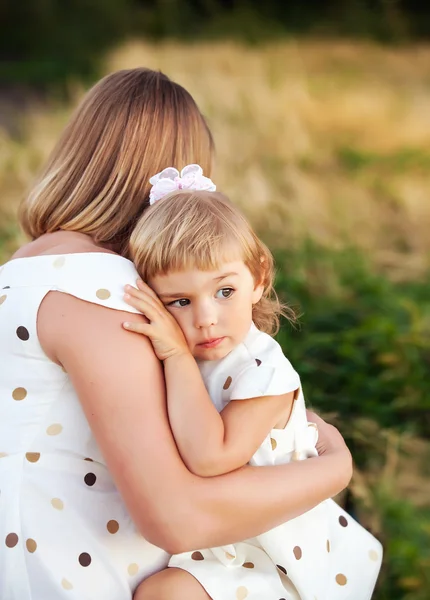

{"left": 169, "top": 298, "right": 190, "bottom": 308}
{"left": 216, "top": 287, "right": 234, "bottom": 299}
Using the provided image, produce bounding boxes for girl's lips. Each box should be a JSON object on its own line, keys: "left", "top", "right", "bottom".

{"left": 198, "top": 337, "right": 225, "bottom": 349}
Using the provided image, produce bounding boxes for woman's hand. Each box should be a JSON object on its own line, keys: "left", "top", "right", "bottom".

{"left": 307, "top": 410, "right": 353, "bottom": 486}
{"left": 123, "top": 279, "right": 190, "bottom": 361}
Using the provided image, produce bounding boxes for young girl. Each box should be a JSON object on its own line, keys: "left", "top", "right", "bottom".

{"left": 124, "top": 165, "right": 383, "bottom": 600}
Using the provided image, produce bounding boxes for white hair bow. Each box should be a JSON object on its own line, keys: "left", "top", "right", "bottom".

{"left": 149, "top": 164, "right": 216, "bottom": 205}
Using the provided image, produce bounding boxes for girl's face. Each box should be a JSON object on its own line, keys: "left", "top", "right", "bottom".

{"left": 149, "top": 260, "right": 264, "bottom": 361}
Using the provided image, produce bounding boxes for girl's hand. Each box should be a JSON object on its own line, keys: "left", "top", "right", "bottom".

{"left": 123, "top": 280, "right": 190, "bottom": 361}
{"left": 306, "top": 410, "right": 353, "bottom": 485}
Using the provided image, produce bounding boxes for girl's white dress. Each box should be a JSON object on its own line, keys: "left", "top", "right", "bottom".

{"left": 169, "top": 323, "right": 383, "bottom": 600}
{"left": 0, "top": 254, "right": 169, "bottom": 600}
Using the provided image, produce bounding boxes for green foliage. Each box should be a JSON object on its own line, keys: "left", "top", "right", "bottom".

{"left": 272, "top": 241, "right": 430, "bottom": 599}
{"left": 274, "top": 242, "right": 430, "bottom": 440}
{"left": 1, "top": 0, "right": 133, "bottom": 88}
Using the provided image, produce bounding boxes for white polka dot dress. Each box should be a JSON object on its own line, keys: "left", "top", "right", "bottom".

{"left": 169, "top": 324, "right": 383, "bottom": 600}
{"left": 0, "top": 254, "right": 169, "bottom": 600}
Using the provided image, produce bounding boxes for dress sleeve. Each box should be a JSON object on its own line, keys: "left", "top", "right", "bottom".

{"left": 229, "top": 360, "right": 301, "bottom": 400}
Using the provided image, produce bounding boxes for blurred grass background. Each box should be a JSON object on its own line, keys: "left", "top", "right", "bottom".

{"left": 2, "top": 2, "right": 430, "bottom": 598}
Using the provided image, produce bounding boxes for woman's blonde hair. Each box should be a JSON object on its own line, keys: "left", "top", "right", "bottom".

{"left": 129, "top": 190, "right": 296, "bottom": 335}
{"left": 19, "top": 68, "right": 214, "bottom": 256}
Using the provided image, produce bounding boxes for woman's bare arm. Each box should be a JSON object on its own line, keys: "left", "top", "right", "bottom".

{"left": 39, "top": 291, "right": 352, "bottom": 554}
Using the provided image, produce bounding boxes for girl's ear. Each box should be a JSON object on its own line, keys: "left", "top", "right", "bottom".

{"left": 252, "top": 256, "right": 266, "bottom": 304}
{"left": 251, "top": 281, "right": 264, "bottom": 305}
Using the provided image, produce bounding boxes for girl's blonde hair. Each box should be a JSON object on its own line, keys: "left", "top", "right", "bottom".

{"left": 129, "top": 190, "right": 296, "bottom": 335}
{"left": 19, "top": 68, "right": 214, "bottom": 256}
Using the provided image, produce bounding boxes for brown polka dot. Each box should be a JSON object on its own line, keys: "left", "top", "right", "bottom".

{"left": 5, "top": 533, "right": 18, "bottom": 548}
{"left": 61, "top": 578, "right": 73, "bottom": 590}
{"left": 26, "top": 452, "right": 40, "bottom": 463}
{"left": 12, "top": 387, "right": 27, "bottom": 401}
{"left": 84, "top": 457, "right": 93, "bottom": 462}
{"left": 84, "top": 472, "right": 96, "bottom": 486}
{"left": 293, "top": 546, "right": 302, "bottom": 560}
{"left": 96, "top": 288, "right": 111, "bottom": 300}
{"left": 242, "top": 562, "right": 254, "bottom": 568}
{"left": 236, "top": 586, "right": 248, "bottom": 600}
{"left": 277, "top": 564, "right": 287, "bottom": 575}
{"left": 326, "top": 539, "right": 331, "bottom": 553}
{"left": 223, "top": 376, "right": 232, "bottom": 390}
{"left": 78, "top": 552, "right": 92, "bottom": 567}
{"left": 53, "top": 256, "right": 66, "bottom": 268}
{"left": 336, "top": 574, "right": 347, "bottom": 586}
{"left": 26, "top": 538, "right": 37, "bottom": 553}
{"left": 107, "top": 520, "right": 119, "bottom": 534}
{"left": 270, "top": 437, "right": 277, "bottom": 451}
{"left": 255, "top": 358, "right": 262, "bottom": 366}
{"left": 339, "top": 515, "right": 348, "bottom": 527}
{"left": 191, "top": 551, "right": 204, "bottom": 561}
{"left": 128, "top": 563, "right": 139, "bottom": 576}
{"left": 16, "top": 326, "right": 30, "bottom": 341}
{"left": 51, "top": 498, "right": 64, "bottom": 510}
{"left": 46, "top": 423, "right": 63, "bottom": 436}
{"left": 0, "top": 295, "right": 7, "bottom": 305}
{"left": 369, "top": 549, "right": 379, "bottom": 561}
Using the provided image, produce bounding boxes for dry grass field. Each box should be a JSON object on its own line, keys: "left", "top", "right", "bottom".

{"left": 3, "top": 39, "right": 430, "bottom": 277}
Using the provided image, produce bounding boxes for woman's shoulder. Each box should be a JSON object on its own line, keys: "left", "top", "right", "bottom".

{"left": 2, "top": 237, "right": 141, "bottom": 314}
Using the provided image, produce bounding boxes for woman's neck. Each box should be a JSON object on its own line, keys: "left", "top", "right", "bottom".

{"left": 11, "top": 231, "right": 117, "bottom": 260}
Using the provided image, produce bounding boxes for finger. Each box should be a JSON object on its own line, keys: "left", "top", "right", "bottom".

{"left": 125, "top": 285, "right": 165, "bottom": 313}
{"left": 124, "top": 294, "right": 161, "bottom": 320}
{"left": 136, "top": 279, "right": 162, "bottom": 302}
{"left": 122, "top": 321, "right": 152, "bottom": 335}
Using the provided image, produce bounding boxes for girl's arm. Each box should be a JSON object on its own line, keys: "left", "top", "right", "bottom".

{"left": 39, "top": 290, "right": 352, "bottom": 556}
{"left": 163, "top": 351, "right": 295, "bottom": 476}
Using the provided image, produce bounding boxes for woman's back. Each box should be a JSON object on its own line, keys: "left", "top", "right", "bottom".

{"left": 0, "top": 250, "right": 169, "bottom": 600}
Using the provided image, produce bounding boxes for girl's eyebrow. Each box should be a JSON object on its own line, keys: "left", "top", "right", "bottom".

{"left": 214, "top": 272, "right": 238, "bottom": 281}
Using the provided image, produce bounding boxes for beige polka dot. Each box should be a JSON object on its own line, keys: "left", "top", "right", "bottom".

{"left": 336, "top": 574, "right": 348, "bottom": 586}
{"left": 326, "top": 539, "right": 331, "bottom": 553}
{"left": 12, "top": 387, "right": 27, "bottom": 401}
{"left": 51, "top": 498, "right": 64, "bottom": 510}
{"left": 242, "top": 562, "right": 254, "bottom": 569}
{"left": 369, "top": 549, "right": 379, "bottom": 561}
{"left": 308, "top": 422, "right": 318, "bottom": 430}
{"left": 96, "top": 288, "right": 111, "bottom": 300}
{"left": 293, "top": 546, "right": 302, "bottom": 560}
{"left": 46, "top": 423, "right": 63, "bottom": 436}
{"left": 292, "top": 451, "right": 301, "bottom": 461}
{"left": 26, "top": 538, "right": 37, "bottom": 553}
{"left": 0, "top": 295, "right": 7, "bottom": 305}
{"left": 236, "top": 586, "right": 248, "bottom": 600}
{"left": 25, "top": 452, "right": 40, "bottom": 463}
{"left": 128, "top": 563, "right": 139, "bottom": 576}
{"left": 270, "top": 437, "right": 277, "bottom": 451}
{"left": 191, "top": 551, "right": 204, "bottom": 560}
{"left": 107, "top": 520, "right": 119, "bottom": 534}
{"left": 53, "top": 256, "right": 66, "bottom": 268}
{"left": 5, "top": 533, "right": 18, "bottom": 548}
{"left": 225, "top": 551, "right": 235, "bottom": 560}
{"left": 61, "top": 578, "right": 73, "bottom": 590}
{"left": 0, "top": 452, "right": 8, "bottom": 458}
{"left": 223, "top": 376, "right": 232, "bottom": 390}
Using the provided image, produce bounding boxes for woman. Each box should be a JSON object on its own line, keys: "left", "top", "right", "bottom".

{"left": 0, "top": 68, "right": 352, "bottom": 600}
